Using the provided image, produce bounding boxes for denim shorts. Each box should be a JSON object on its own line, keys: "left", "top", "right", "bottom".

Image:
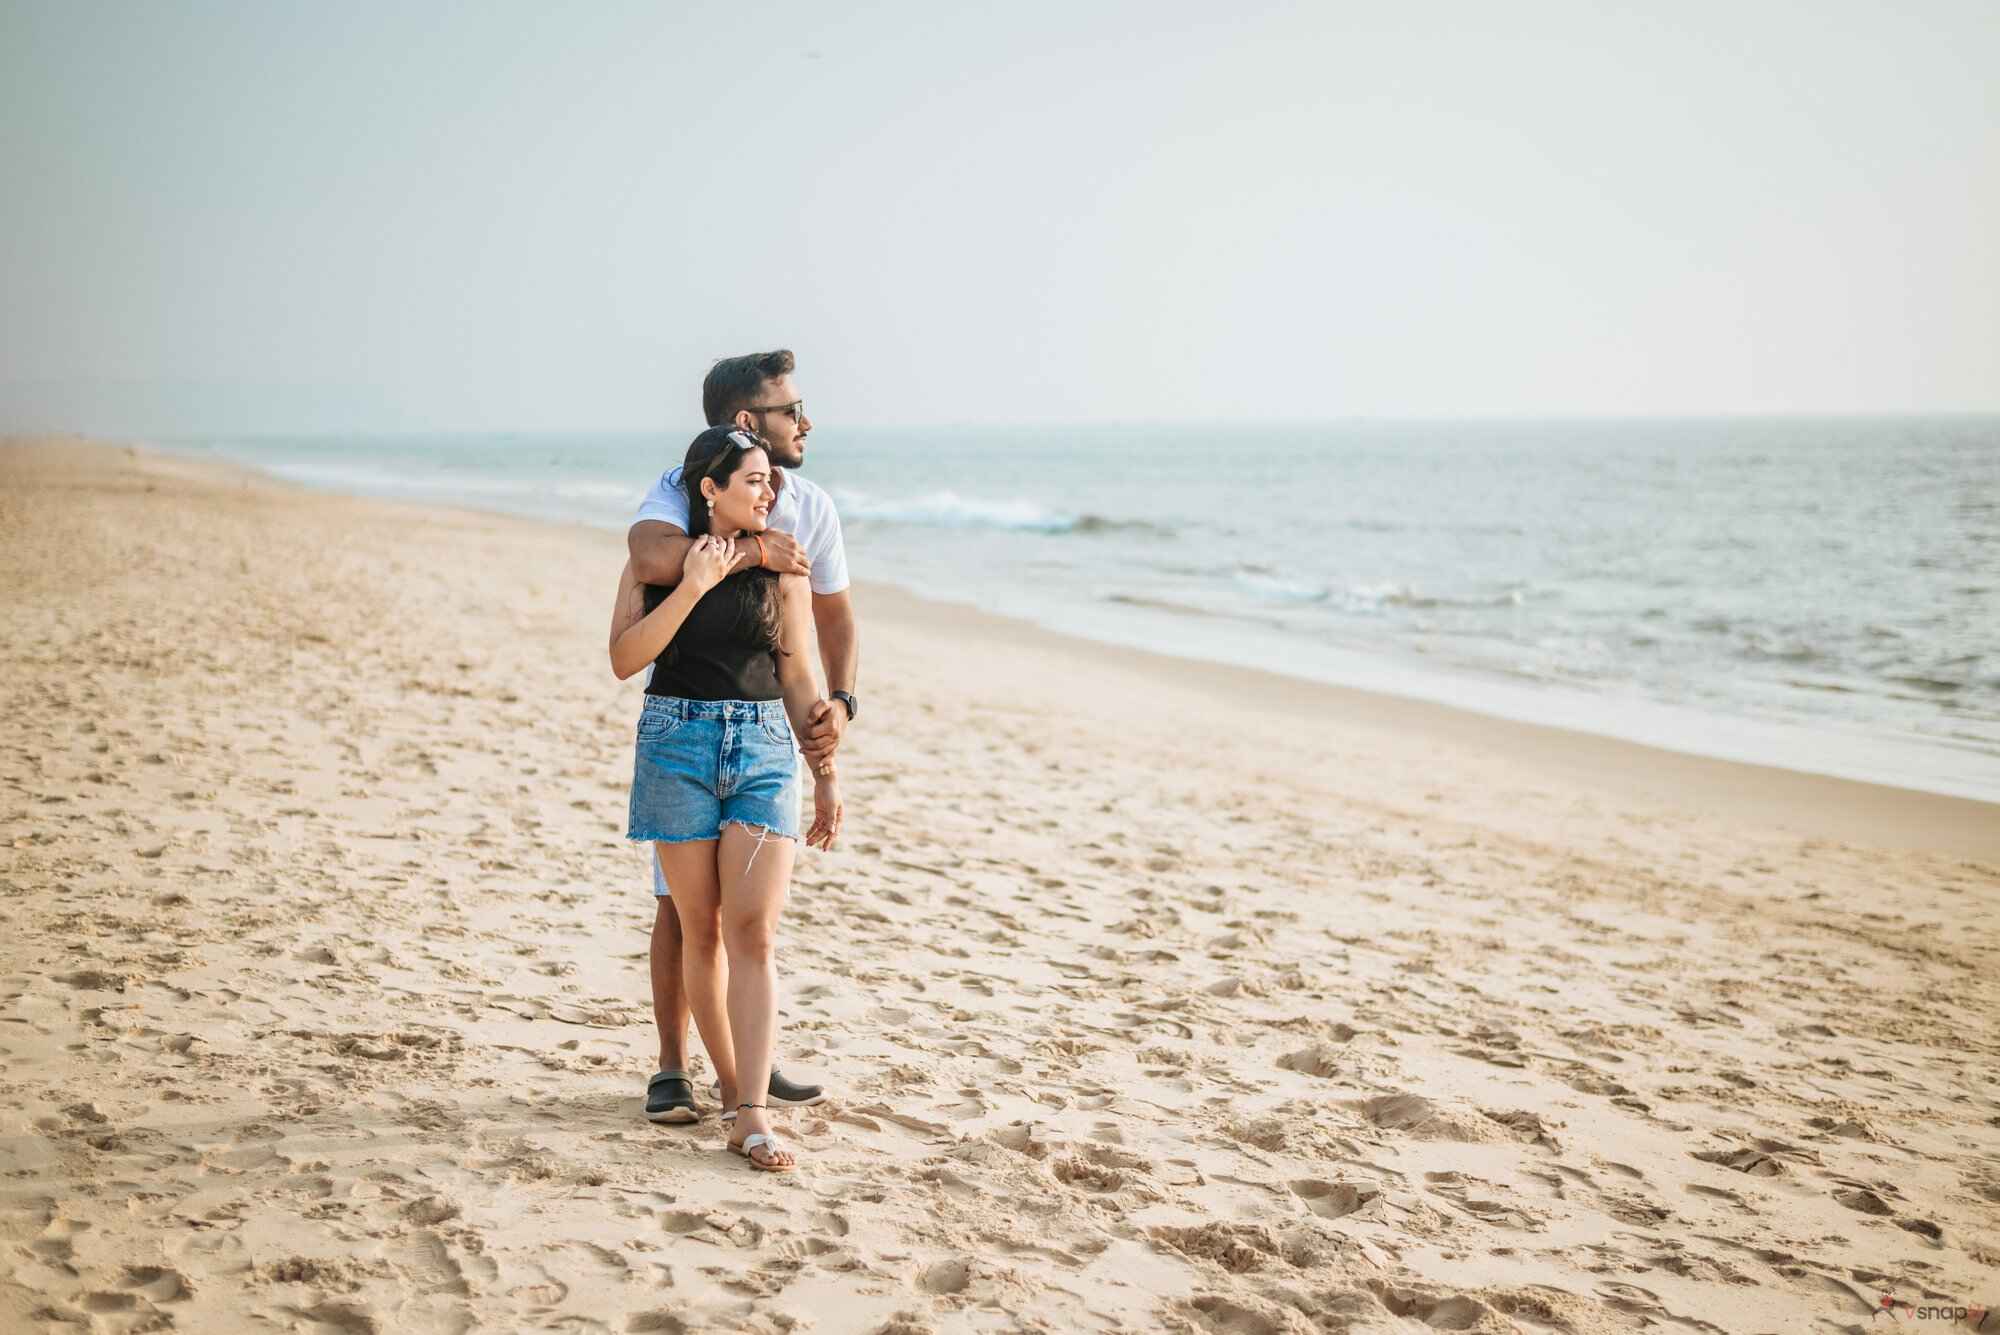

{"left": 628, "top": 695, "right": 800, "bottom": 847}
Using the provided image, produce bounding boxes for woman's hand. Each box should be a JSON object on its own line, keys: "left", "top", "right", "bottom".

{"left": 683, "top": 534, "right": 744, "bottom": 596}
{"left": 805, "top": 772, "right": 842, "bottom": 851}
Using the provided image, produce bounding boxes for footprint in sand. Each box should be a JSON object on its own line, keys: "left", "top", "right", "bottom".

{"left": 1482, "top": 1109, "right": 1563, "bottom": 1151}
{"left": 275, "top": 1300, "right": 378, "bottom": 1334}
{"left": 1050, "top": 1152, "right": 1148, "bottom": 1196}
{"left": 917, "top": 1257, "right": 973, "bottom": 1295}
{"left": 985, "top": 1122, "right": 1059, "bottom": 1160}
{"left": 1361, "top": 1093, "right": 1437, "bottom": 1129}
{"left": 1895, "top": 1217, "right": 1944, "bottom": 1244}
{"left": 658, "top": 1210, "right": 712, "bottom": 1235}
{"left": 388, "top": 1229, "right": 469, "bottom": 1299}
{"left": 1276, "top": 1045, "right": 1346, "bottom": 1079}
{"left": 1684, "top": 1182, "right": 1754, "bottom": 1212}
{"left": 1376, "top": 1288, "right": 1507, "bottom": 1331}
{"left": 1289, "top": 1179, "right": 1379, "bottom": 1219}
{"left": 504, "top": 1270, "right": 569, "bottom": 1309}
{"left": 118, "top": 1264, "right": 194, "bottom": 1303}
{"left": 1424, "top": 1172, "right": 1545, "bottom": 1231}
{"left": 1691, "top": 1148, "right": 1783, "bottom": 1176}
{"left": 1832, "top": 1185, "right": 1896, "bottom": 1216}
{"left": 1178, "top": 1294, "right": 1305, "bottom": 1335}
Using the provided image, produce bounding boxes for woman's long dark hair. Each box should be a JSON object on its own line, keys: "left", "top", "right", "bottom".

{"left": 678, "top": 425, "right": 785, "bottom": 659}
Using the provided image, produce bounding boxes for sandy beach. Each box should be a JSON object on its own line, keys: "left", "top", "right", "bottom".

{"left": 2, "top": 437, "right": 1996, "bottom": 1333}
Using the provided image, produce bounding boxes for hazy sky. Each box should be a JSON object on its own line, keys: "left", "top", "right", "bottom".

{"left": 4, "top": 0, "right": 1996, "bottom": 432}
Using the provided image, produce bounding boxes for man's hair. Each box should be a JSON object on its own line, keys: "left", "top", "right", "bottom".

{"left": 703, "top": 349, "right": 795, "bottom": 426}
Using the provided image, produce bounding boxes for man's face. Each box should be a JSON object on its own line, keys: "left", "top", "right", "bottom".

{"left": 733, "top": 373, "right": 811, "bottom": 469}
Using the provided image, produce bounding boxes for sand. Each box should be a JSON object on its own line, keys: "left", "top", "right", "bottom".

{"left": 2, "top": 437, "right": 1995, "bottom": 1334}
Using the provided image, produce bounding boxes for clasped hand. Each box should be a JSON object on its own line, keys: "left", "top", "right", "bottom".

{"left": 683, "top": 534, "right": 747, "bottom": 593}
{"left": 800, "top": 696, "right": 847, "bottom": 772}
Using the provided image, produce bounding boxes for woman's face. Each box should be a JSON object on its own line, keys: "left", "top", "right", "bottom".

{"left": 706, "top": 447, "right": 776, "bottom": 534}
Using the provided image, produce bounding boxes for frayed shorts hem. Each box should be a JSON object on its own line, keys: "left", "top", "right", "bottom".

{"left": 629, "top": 830, "right": 721, "bottom": 846}
{"left": 629, "top": 821, "right": 800, "bottom": 847}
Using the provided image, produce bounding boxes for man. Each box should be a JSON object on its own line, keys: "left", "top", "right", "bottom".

{"left": 629, "top": 349, "right": 859, "bottom": 1124}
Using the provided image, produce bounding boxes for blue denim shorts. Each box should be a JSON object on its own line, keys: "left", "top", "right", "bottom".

{"left": 628, "top": 695, "right": 800, "bottom": 847}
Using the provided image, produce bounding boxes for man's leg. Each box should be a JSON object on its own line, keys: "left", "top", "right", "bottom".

{"left": 650, "top": 851, "right": 692, "bottom": 1071}
{"left": 643, "top": 850, "right": 705, "bottom": 1124}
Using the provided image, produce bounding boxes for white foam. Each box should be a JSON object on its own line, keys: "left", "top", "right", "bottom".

{"left": 832, "top": 488, "right": 1076, "bottom": 533}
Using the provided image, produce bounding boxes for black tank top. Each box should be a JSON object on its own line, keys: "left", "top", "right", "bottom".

{"left": 643, "top": 569, "right": 783, "bottom": 701}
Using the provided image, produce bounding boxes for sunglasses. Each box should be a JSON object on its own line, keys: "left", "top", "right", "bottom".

{"left": 748, "top": 399, "right": 805, "bottom": 423}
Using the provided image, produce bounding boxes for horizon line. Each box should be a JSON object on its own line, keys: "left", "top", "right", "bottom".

{"left": 18, "top": 407, "right": 1993, "bottom": 442}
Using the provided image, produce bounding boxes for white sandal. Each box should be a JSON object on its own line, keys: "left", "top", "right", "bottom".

{"left": 728, "top": 1104, "right": 795, "bottom": 1172}
{"left": 729, "top": 1131, "right": 795, "bottom": 1172}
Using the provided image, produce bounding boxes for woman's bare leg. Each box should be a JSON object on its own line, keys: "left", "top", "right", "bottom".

{"left": 718, "top": 823, "right": 796, "bottom": 1166}
{"left": 657, "top": 840, "right": 736, "bottom": 1110}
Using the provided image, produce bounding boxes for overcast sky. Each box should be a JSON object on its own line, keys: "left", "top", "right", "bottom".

{"left": 4, "top": 0, "right": 1996, "bottom": 433}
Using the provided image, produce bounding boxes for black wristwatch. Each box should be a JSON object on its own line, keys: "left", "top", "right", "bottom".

{"left": 830, "top": 690, "right": 858, "bottom": 722}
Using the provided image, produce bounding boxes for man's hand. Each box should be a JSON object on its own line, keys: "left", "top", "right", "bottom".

{"left": 800, "top": 696, "right": 848, "bottom": 770}
{"left": 754, "top": 530, "right": 811, "bottom": 576}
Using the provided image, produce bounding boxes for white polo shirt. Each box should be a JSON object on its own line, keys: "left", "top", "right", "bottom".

{"left": 634, "top": 466, "right": 849, "bottom": 596}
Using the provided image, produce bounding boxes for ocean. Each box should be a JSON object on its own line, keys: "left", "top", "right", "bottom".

{"left": 167, "top": 417, "right": 2000, "bottom": 802}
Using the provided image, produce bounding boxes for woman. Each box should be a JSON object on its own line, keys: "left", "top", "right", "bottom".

{"left": 609, "top": 425, "right": 841, "bottom": 1173}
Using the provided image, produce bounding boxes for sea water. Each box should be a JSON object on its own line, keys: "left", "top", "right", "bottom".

{"left": 169, "top": 417, "right": 2000, "bottom": 802}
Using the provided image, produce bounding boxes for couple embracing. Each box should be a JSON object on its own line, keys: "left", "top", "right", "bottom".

{"left": 608, "top": 349, "right": 858, "bottom": 1173}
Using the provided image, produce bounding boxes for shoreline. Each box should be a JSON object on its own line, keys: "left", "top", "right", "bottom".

{"left": 156, "top": 432, "right": 2000, "bottom": 812}
{"left": 861, "top": 580, "right": 2000, "bottom": 860}
{"left": 144, "top": 435, "right": 2000, "bottom": 858}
